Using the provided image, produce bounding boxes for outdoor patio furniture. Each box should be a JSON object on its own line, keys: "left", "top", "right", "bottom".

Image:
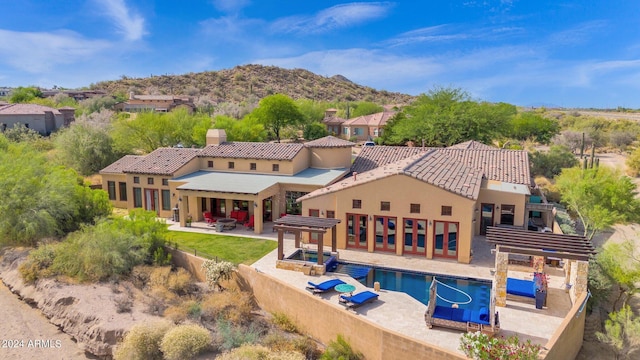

{"left": 244, "top": 215, "right": 255, "bottom": 229}
{"left": 217, "top": 218, "right": 237, "bottom": 230}
{"left": 230, "top": 210, "right": 249, "bottom": 223}
{"left": 339, "top": 290, "right": 379, "bottom": 310}
{"left": 506, "top": 278, "right": 536, "bottom": 298}
{"left": 203, "top": 211, "right": 216, "bottom": 226}
{"left": 305, "top": 278, "right": 345, "bottom": 294}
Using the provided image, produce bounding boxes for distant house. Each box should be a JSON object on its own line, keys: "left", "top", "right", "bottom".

{"left": 0, "top": 104, "right": 75, "bottom": 135}
{"left": 0, "top": 87, "right": 12, "bottom": 97}
{"left": 114, "top": 92, "right": 195, "bottom": 113}
{"left": 41, "top": 89, "right": 106, "bottom": 101}
{"left": 342, "top": 110, "right": 396, "bottom": 141}
{"left": 322, "top": 108, "right": 347, "bottom": 136}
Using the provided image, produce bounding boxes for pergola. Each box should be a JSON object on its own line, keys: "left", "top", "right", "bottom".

{"left": 485, "top": 226, "right": 595, "bottom": 307}
{"left": 273, "top": 215, "right": 341, "bottom": 265}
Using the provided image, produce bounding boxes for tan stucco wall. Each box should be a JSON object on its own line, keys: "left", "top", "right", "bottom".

{"left": 291, "top": 148, "right": 310, "bottom": 174}
{"left": 301, "top": 174, "right": 476, "bottom": 263}
{"left": 475, "top": 186, "right": 527, "bottom": 234}
{"left": 125, "top": 173, "right": 175, "bottom": 218}
{"left": 542, "top": 292, "right": 588, "bottom": 360}
{"left": 0, "top": 113, "right": 64, "bottom": 135}
{"left": 237, "top": 265, "right": 466, "bottom": 360}
{"left": 101, "top": 173, "right": 128, "bottom": 209}
{"left": 198, "top": 156, "right": 298, "bottom": 175}
{"left": 309, "top": 147, "right": 352, "bottom": 169}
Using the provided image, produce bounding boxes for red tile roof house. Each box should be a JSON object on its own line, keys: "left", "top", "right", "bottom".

{"left": 114, "top": 92, "right": 196, "bottom": 113}
{"left": 0, "top": 103, "right": 75, "bottom": 135}
{"left": 100, "top": 130, "right": 355, "bottom": 234}
{"left": 340, "top": 110, "right": 397, "bottom": 141}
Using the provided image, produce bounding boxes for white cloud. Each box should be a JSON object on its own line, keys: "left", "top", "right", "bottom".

{"left": 211, "top": 0, "right": 250, "bottom": 13}
{"left": 387, "top": 24, "right": 525, "bottom": 47}
{"left": 271, "top": 2, "right": 393, "bottom": 34}
{"left": 548, "top": 20, "right": 607, "bottom": 47}
{"left": 0, "top": 29, "right": 111, "bottom": 73}
{"left": 93, "top": 0, "right": 145, "bottom": 41}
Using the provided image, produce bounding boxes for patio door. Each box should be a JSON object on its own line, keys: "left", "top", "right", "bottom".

{"left": 480, "top": 203, "right": 494, "bottom": 235}
{"left": 262, "top": 198, "right": 272, "bottom": 221}
{"left": 346, "top": 213, "right": 368, "bottom": 249}
{"left": 309, "top": 209, "right": 320, "bottom": 244}
{"left": 144, "top": 189, "right": 159, "bottom": 214}
{"left": 403, "top": 218, "right": 426, "bottom": 255}
{"left": 374, "top": 216, "right": 396, "bottom": 252}
{"left": 434, "top": 221, "right": 458, "bottom": 259}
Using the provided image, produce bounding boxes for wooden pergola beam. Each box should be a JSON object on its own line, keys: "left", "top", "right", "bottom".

{"left": 497, "top": 246, "right": 592, "bottom": 261}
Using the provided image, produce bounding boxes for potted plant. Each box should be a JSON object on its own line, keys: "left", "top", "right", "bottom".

{"left": 186, "top": 214, "right": 193, "bottom": 227}
{"left": 533, "top": 272, "right": 549, "bottom": 309}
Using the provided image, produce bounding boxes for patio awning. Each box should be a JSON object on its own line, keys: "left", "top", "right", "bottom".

{"left": 273, "top": 215, "right": 341, "bottom": 231}
{"left": 485, "top": 226, "right": 596, "bottom": 261}
{"left": 172, "top": 168, "right": 348, "bottom": 195}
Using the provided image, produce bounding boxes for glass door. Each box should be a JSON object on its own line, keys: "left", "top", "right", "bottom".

{"left": 480, "top": 203, "right": 494, "bottom": 235}
{"left": 144, "top": 189, "right": 159, "bottom": 214}
{"left": 403, "top": 218, "right": 426, "bottom": 255}
{"left": 374, "top": 216, "right": 397, "bottom": 252}
{"left": 434, "top": 221, "right": 458, "bottom": 259}
{"left": 347, "top": 214, "right": 368, "bottom": 249}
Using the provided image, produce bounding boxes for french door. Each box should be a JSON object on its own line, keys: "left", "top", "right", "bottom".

{"left": 144, "top": 189, "right": 159, "bottom": 214}
{"left": 347, "top": 213, "right": 368, "bottom": 249}
{"left": 434, "top": 221, "right": 458, "bottom": 259}
{"left": 374, "top": 216, "right": 397, "bottom": 252}
{"left": 403, "top": 218, "right": 427, "bottom": 255}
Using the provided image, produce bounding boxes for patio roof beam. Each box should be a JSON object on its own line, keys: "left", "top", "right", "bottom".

{"left": 272, "top": 225, "right": 328, "bottom": 234}
{"left": 487, "top": 238, "right": 595, "bottom": 253}
{"left": 497, "top": 246, "right": 592, "bottom": 261}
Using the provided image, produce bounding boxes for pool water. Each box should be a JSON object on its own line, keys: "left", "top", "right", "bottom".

{"left": 337, "top": 263, "right": 491, "bottom": 311}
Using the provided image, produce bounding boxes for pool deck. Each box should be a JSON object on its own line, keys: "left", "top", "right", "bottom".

{"left": 170, "top": 221, "right": 572, "bottom": 355}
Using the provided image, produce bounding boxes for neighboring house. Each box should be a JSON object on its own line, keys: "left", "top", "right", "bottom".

{"left": 114, "top": 92, "right": 195, "bottom": 113}
{"left": 100, "top": 131, "right": 355, "bottom": 234}
{"left": 322, "top": 108, "right": 347, "bottom": 136}
{"left": 298, "top": 143, "right": 541, "bottom": 264}
{"left": 0, "top": 87, "right": 12, "bottom": 97}
{"left": 0, "top": 104, "right": 75, "bottom": 135}
{"left": 341, "top": 110, "right": 396, "bottom": 141}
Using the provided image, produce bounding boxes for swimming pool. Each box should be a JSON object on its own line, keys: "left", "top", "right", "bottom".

{"left": 286, "top": 249, "right": 338, "bottom": 269}
{"left": 335, "top": 262, "right": 491, "bottom": 311}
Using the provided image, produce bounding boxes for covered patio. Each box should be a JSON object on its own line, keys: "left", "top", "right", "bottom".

{"left": 486, "top": 226, "right": 595, "bottom": 307}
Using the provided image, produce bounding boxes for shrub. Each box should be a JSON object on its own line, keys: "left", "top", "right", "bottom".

{"left": 202, "top": 259, "right": 236, "bottom": 291}
{"left": 627, "top": 147, "right": 640, "bottom": 177}
{"left": 113, "top": 320, "right": 173, "bottom": 360}
{"left": 216, "top": 318, "right": 263, "bottom": 351}
{"left": 320, "top": 334, "right": 363, "bottom": 360}
{"left": 114, "top": 294, "right": 133, "bottom": 313}
{"left": 19, "top": 243, "right": 56, "bottom": 283}
{"left": 459, "top": 331, "right": 540, "bottom": 360}
{"left": 164, "top": 299, "right": 202, "bottom": 324}
{"left": 271, "top": 312, "right": 298, "bottom": 333}
{"left": 201, "top": 290, "right": 254, "bottom": 325}
{"left": 167, "top": 267, "right": 193, "bottom": 295}
{"left": 292, "top": 336, "right": 321, "bottom": 360}
{"left": 217, "top": 344, "right": 305, "bottom": 360}
{"left": 160, "top": 324, "right": 211, "bottom": 360}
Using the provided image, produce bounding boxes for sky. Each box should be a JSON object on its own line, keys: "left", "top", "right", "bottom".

{"left": 0, "top": 1, "right": 639, "bottom": 108}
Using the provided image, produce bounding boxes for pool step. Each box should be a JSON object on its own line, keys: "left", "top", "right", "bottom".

{"left": 332, "top": 264, "right": 371, "bottom": 280}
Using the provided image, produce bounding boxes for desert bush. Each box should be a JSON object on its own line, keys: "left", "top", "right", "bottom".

{"left": 320, "top": 334, "right": 363, "bottom": 360}
{"left": 262, "top": 333, "right": 296, "bottom": 353}
{"left": 145, "top": 286, "right": 178, "bottom": 315}
{"left": 113, "top": 320, "right": 173, "bottom": 360}
{"left": 201, "top": 290, "right": 254, "bottom": 325}
{"left": 218, "top": 344, "right": 304, "bottom": 360}
{"left": 459, "top": 331, "right": 540, "bottom": 360}
{"left": 202, "top": 259, "right": 236, "bottom": 291}
{"left": 627, "top": 147, "right": 640, "bottom": 177}
{"left": 271, "top": 312, "right": 298, "bottom": 333}
{"left": 164, "top": 299, "right": 202, "bottom": 324}
{"left": 167, "top": 267, "right": 193, "bottom": 295}
{"left": 216, "top": 318, "right": 264, "bottom": 351}
{"left": 263, "top": 335, "right": 321, "bottom": 360}
{"left": 19, "top": 243, "right": 56, "bottom": 283}
{"left": 292, "top": 336, "right": 322, "bottom": 359}
{"left": 160, "top": 324, "right": 211, "bottom": 360}
{"left": 130, "top": 265, "right": 154, "bottom": 288}
{"left": 114, "top": 294, "right": 133, "bottom": 313}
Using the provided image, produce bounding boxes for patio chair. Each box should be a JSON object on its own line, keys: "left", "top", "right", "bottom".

{"left": 244, "top": 215, "right": 255, "bottom": 229}
{"left": 203, "top": 211, "right": 215, "bottom": 226}
{"left": 339, "top": 290, "right": 379, "bottom": 309}
{"left": 306, "top": 278, "right": 346, "bottom": 294}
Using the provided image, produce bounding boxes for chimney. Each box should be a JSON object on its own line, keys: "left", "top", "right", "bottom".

{"left": 129, "top": 91, "right": 135, "bottom": 100}
{"left": 353, "top": 171, "right": 358, "bottom": 181}
{"left": 206, "top": 129, "right": 227, "bottom": 146}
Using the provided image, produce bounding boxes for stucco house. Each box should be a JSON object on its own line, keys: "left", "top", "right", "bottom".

{"left": 341, "top": 110, "right": 396, "bottom": 141}
{"left": 0, "top": 103, "right": 75, "bottom": 135}
{"left": 298, "top": 141, "right": 539, "bottom": 264}
{"left": 100, "top": 130, "right": 355, "bottom": 234}
{"left": 114, "top": 92, "right": 195, "bottom": 113}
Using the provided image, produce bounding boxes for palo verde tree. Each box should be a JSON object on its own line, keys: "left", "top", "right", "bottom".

{"left": 529, "top": 145, "right": 579, "bottom": 179}
{"left": 555, "top": 166, "right": 640, "bottom": 239}
{"left": 9, "top": 86, "right": 43, "bottom": 103}
{"left": 250, "top": 94, "right": 303, "bottom": 142}
{"left": 596, "top": 305, "right": 640, "bottom": 360}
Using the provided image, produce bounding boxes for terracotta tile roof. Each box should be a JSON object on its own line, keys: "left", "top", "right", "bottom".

{"left": 132, "top": 95, "right": 191, "bottom": 101}
{"left": 342, "top": 111, "right": 396, "bottom": 127}
{"left": 350, "top": 145, "right": 531, "bottom": 186}
{"left": 300, "top": 150, "right": 483, "bottom": 201}
{"left": 350, "top": 146, "right": 427, "bottom": 174}
{"left": 122, "top": 148, "right": 200, "bottom": 175}
{"left": 323, "top": 116, "right": 347, "bottom": 125}
{"left": 99, "top": 155, "right": 145, "bottom": 174}
{"left": 447, "top": 140, "right": 494, "bottom": 150}
{"left": 200, "top": 142, "right": 304, "bottom": 160}
{"left": 0, "top": 103, "right": 61, "bottom": 115}
{"left": 304, "top": 136, "right": 355, "bottom": 148}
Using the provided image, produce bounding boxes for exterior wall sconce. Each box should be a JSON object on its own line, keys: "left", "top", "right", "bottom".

{"left": 178, "top": 197, "right": 182, "bottom": 202}
{"left": 496, "top": 206, "right": 500, "bottom": 210}
{"left": 321, "top": 210, "right": 324, "bottom": 216}
{"left": 172, "top": 193, "right": 175, "bottom": 197}
{"left": 254, "top": 202, "right": 258, "bottom": 208}
{"left": 475, "top": 208, "right": 479, "bottom": 212}
{"left": 428, "top": 220, "right": 432, "bottom": 226}
{"left": 368, "top": 215, "right": 372, "bottom": 221}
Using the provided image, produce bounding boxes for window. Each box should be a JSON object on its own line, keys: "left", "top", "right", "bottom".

{"left": 343, "top": 128, "right": 349, "bottom": 135}
{"left": 272, "top": 164, "right": 279, "bottom": 172}
{"left": 162, "top": 178, "right": 169, "bottom": 186}
{"left": 441, "top": 206, "right": 452, "bottom": 216}
{"left": 147, "top": 177, "right": 154, "bottom": 185}
{"left": 410, "top": 203, "right": 420, "bottom": 213}
{"left": 326, "top": 210, "right": 335, "bottom": 219}
{"left": 285, "top": 191, "right": 308, "bottom": 215}
{"left": 380, "top": 201, "right": 390, "bottom": 211}
{"left": 133, "top": 187, "right": 142, "bottom": 208}
{"left": 500, "top": 204, "right": 515, "bottom": 225}
{"left": 352, "top": 199, "right": 362, "bottom": 209}
{"left": 161, "top": 190, "right": 171, "bottom": 211}
{"left": 118, "top": 182, "right": 127, "bottom": 201}
{"left": 250, "top": 163, "right": 257, "bottom": 170}
{"left": 107, "top": 181, "right": 116, "bottom": 200}
{"left": 353, "top": 128, "right": 362, "bottom": 135}
{"left": 207, "top": 160, "right": 214, "bottom": 168}
{"left": 133, "top": 176, "right": 140, "bottom": 184}
{"left": 228, "top": 161, "right": 235, "bottom": 169}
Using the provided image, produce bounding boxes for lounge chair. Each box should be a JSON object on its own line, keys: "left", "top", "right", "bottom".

{"left": 506, "top": 278, "right": 536, "bottom": 302}
{"left": 339, "top": 290, "right": 379, "bottom": 309}
{"left": 306, "top": 279, "right": 345, "bottom": 294}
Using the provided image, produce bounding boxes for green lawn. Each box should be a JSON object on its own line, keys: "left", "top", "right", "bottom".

{"left": 167, "top": 230, "right": 277, "bottom": 265}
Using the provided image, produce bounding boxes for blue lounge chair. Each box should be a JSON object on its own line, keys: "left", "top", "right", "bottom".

{"left": 506, "top": 278, "right": 536, "bottom": 298}
{"left": 339, "top": 290, "right": 379, "bottom": 309}
{"left": 306, "top": 279, "right": 346, "bottom": 294}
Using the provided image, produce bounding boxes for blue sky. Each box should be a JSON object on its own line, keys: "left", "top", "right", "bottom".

{"left": 1, "top": 1, "right": 639, "bottom": 108}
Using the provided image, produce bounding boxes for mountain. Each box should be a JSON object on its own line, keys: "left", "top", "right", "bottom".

{"left": 91, "top": 64, "right": 414, "bottom": 104}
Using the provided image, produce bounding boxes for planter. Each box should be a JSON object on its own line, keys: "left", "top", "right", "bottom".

{"left": 535, "top": 290, "right": 546, "bottom": 309}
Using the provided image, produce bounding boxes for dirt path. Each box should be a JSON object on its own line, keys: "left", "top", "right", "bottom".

{"left": 0, "top": 282, "right": 92, "bottom": 360}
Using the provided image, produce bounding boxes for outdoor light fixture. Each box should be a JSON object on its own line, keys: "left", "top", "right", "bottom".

{"left": 254, "top": 202, "right": 258, "bottom": 208}
{"left": 368, "top": 215, "right": 372, "bottom": 221}
{"left": 428, "top": 220, "right": 432, "bottom": 226}
{"left": 321, "top": 210, "right": 324, "bottom": 216}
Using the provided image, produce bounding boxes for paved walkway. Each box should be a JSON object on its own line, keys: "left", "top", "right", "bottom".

{"left": 168, "top": 220, "right": 573, "bottom": 355}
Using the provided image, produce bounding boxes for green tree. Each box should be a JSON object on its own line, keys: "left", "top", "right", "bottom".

{"left": 627, "top": 147, "right": 640, "bottom": 177}
{"left": 596, "top": 305, "right": 640, "bottom": 360}
{"left": 593, "top": 241, "right": 640, "bottom": 310}
{"left": 213, "top": 114, "right": 267, "bottom": 142}
{"left": 509, "top": 112, "right": 559, "bottom": 143}
{"left": 350, "top": 101, "right": 384, "bottom": 118}
{"left": 53, "top": 122, "right": 121, "bottom": 176}
{"left": 9, "top": 86, "right": 43, "bottom": 103}
{"left": 251, "top": 94, "right": 303, "bottom": 142}
{"left": 555, "top": 167, "right": 640, "bottom": 239}
{"left": 303, "top": 122, "right": 328, "bottom": 140}
{"left": 529, "top": 145, "right": 579, "bottom": 178}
